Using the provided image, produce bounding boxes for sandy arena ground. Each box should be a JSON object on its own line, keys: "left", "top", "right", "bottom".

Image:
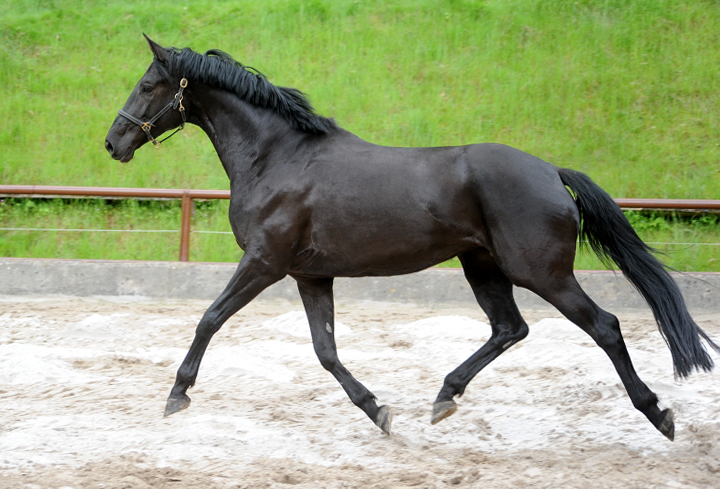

{"left": 0, "top": 295, "right": 718, "bottom": 489}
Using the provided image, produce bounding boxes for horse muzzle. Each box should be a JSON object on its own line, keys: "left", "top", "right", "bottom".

{"left": 104, "top": 128, "right": 138, "bottom": 163}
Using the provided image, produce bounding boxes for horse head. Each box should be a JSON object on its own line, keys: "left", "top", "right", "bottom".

{"left": 105, "top": 35, "right": 188, "bottom": 162}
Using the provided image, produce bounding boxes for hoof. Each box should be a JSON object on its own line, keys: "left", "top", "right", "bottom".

{"left": 164, "top": 394, "right": 191, "bottom": 417}
{"left": 658, "top": 408, "right": 675, "bottom": 441}
{"left": 375, "top": 405, "right": 393, "bottom": 435}
{"left": 431, "top": 400, "right": 457, "bottom": 425}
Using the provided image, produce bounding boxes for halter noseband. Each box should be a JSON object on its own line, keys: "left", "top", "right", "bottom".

{"left": 118, "top": 78, "right": 188, "bottom": 148}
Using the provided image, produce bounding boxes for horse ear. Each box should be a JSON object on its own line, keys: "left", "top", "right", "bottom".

{"left": 144, "top": 34, "right": 170, "bottom": 65}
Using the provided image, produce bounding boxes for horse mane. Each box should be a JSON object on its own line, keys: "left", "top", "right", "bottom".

{"left": 159, "top": 47, "right": 337, "bottom": 135}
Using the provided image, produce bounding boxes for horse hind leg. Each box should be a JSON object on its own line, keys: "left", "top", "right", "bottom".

{"left": 432, "top": 249, "right": 529, "bottom": 424}
{"left": 524, "top": 272, "right": 674, "bottom": 440}
{"left": 295, "top": 276, "right": 392, "bottom": 435}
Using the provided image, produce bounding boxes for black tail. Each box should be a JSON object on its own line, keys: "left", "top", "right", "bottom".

{"left": 558, "top": 167, "right": 720, "bottom": 378}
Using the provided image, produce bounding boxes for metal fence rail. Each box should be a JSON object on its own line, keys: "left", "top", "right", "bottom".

{"left": 1, "top": 185, "right": 719, "bottom": 261}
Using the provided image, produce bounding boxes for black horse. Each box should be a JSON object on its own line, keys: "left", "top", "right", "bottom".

{"left": 105, "top": 36, "right": 718, "bottom": 441}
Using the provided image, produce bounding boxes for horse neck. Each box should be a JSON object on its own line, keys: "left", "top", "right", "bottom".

{"left": 187, "top": 86, "right": 304, "bottom": 184}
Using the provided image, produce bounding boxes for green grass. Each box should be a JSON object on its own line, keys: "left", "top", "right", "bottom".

{"left": 1, "top": 0, "right": 719, "bottom": 269}
{"left": 2, "top": 0, "right": 719, "bottom": 196}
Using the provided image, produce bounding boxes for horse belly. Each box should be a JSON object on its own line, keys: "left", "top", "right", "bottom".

{"left": 293, "top": 203, "right": 485, "bottom": 277}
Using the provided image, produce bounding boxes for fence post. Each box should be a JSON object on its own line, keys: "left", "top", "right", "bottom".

{"left": 180, "top": 192, "right": 192, "bottom": 261}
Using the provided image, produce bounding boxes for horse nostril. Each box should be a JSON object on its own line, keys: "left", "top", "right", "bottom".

{"left": 105, "top": 139, "right": 114, "bottom": 154}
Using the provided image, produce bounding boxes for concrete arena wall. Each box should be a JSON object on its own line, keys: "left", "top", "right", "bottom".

{"left": 1, "top": 258, "right": 718, "bottom": 312}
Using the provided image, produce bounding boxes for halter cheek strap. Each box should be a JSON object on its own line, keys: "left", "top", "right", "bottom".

{"left": 118, "top": 78, "right": 188, "bottom": 148}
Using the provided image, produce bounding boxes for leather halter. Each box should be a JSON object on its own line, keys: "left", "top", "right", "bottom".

{"left": 118, "top": 78, "right": 188, "bottom": 148}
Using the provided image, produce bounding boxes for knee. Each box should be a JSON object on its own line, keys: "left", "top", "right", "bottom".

{"left": 495, "top": 321, "right": 529, "bottom": 348}
{"left": 314, "top": 346, "right": 339, "bottom": 372}
{"left": 318, "top": 357, "right": 338, "bottom": 372}
{"left": 196, "top": 312, "right": 223, "bottom": 338}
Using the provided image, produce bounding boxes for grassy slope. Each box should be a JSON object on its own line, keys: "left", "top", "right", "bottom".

{"left": 0, "top": 0, "right": 718, "bottom": 268}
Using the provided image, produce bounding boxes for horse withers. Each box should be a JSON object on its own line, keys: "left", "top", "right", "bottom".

{"left": 105, "top": 36, "right": 719, "bottom": 441}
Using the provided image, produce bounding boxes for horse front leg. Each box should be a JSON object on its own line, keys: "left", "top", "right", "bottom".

{"left": 295, "top": 276, "right": 392, "bottom": 435}
{"left": 164, "top": 255, "right": 285, "bottom": 416}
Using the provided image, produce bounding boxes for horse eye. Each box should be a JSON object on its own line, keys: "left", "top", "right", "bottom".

{"left": 142, "top": 85, "right": 154, "bottom": 93}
